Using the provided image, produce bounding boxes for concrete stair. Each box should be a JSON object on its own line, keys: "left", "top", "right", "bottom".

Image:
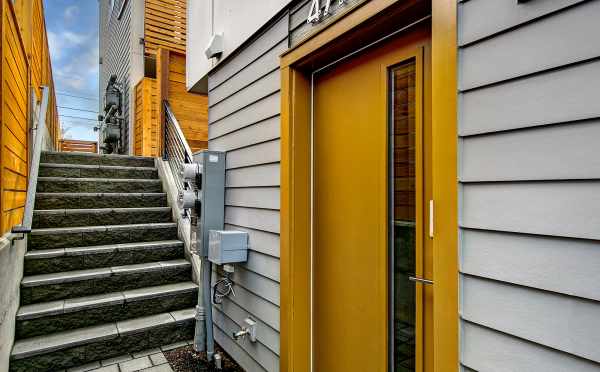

{"left": 10, "top": 152, "right": 195, "bottom": 372}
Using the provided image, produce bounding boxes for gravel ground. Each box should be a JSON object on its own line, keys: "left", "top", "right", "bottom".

{"left": 164, "top": 345, "right": 244, "bottom": 372}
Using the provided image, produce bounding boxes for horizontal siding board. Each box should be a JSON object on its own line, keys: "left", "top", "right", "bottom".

{"left": 213, "top": 326, "right": 268, "bottom": 372}
{"left": 460, "top": 120, "right": 600, "bottom": 182}
{"left": 224, "top": 283, "right": 280, "bottom": 331}
{"left": 226, "top": 164, "right": 280, "bottom": 187}
{"left": 214, "top": 297, "right": 280, "bottom": 354}
{"left": 212, "top": 308, "right": 279, "bottom": 371}
{"left": 460, "top": 229, "right": 600, "bottom": 302}
{"left": 460, "top": 321, "right": 600, "bottom": 372}
{"left": 242, "top": 251, "right": 280, "bottom": 282}
{"left": 209, "top": 69, "right": 280, "bottom": 124}
{"left": 209, "top": 14, "right": 289, "bottom": 91}
{"left": 225, "top": 206, "right": 280, "bottom": 234}
{"left": 209, "top": 116, "right": 280, "bottom": 152}
{"left": 459, "top": 0, "right": 600, "bottom": 90}
{"left": 224, "top": 224, "right": 280, "bottom": 258}
{"left": 226, "top": 140, "right": 280, "bottom": 169}
{"left": 226, "top": 187, "right": 280, "bottom": 210}
{"left": 459, "top": 60, "right": 600, "bottom": 136}
{"left": 461, "top": 276, "right": 600, "bottom": 363}
{"left": 461, "top": 181, "right": 600, "bottom": 240}
{"left": 209, "top": 40, "right": 287, "bottom": 106}
{"left": 229, "top": 265, "right": 280, "bottom": 306}
{"left": 209, "top": 93, "right": 280, "bottom": 139}
{"left": 457, "top": 0, "right": 585, "bottom": 46}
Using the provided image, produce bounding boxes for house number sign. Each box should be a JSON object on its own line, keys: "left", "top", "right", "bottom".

{"left": 307, "top": 0, "right": 347, "bottom": 24}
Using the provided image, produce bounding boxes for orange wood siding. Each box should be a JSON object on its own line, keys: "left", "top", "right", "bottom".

{"left": 133, "top": 78, "right": 160, "bottom": 157}
{"left": 59, "top": 139, "right": 98, "bottom": 153}
{"left": 134, "top": 50, "right": 207, "bottom": 156}
{"left": 165, "top": 52, "right": 207, "bottom": 152}
{"left": 0, "top": 0, "right": 59, "bottom": 234}
{"left": 1, "top": 0, "right": 29, "bottom": 234}
{"left": 144, "top": 0, "right": 186, "bottom": 56}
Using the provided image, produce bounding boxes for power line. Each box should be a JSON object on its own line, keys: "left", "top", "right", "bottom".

{"left": 59, "top": 114, "right": 98, "bottom": 121}
{"left": 58, "top": 106, "right": 99, "bottom": 114}
{"left": 56, "top": 91, "right": 98, "bottom": 101}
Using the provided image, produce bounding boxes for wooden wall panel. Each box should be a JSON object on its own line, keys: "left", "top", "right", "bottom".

{"left": 166, "top": 52, "right": 207, "bottom": 152}
{"left": 133, "top": 78, "right": 160, "bottom": 156}
{"left": 1, "top": 0, "right": 29, "bottom": 234}
{"left": 144, "top": 0, "right": 186, "bottom": 56}
{"left": 0, "top": 0, "right": 59, "bottom": 234}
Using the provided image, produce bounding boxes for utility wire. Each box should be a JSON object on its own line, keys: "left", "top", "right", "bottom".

{"left": 56, "top": 91, "right": 98, "bottom": 101}
{"left": 59, "top": 114, "right": 98, "bottom": 121}
{"left": 58, "top": 106, "right": 99, "bottom": 114}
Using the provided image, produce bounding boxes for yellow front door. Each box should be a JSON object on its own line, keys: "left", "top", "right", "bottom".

{"left": 312, "top": 25, "right": 432, "bottom": 372}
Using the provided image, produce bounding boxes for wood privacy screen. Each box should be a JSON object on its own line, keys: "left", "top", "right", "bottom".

{"left": 0, "top": 0, "right": 60, "bottom": 234}
{"left": 134, "top": 78, "right": 160, "bottom": 157}
{"left": 144, "top": 0, "right": 186, "bottom": 56}
{"left": 59, "top": 140, "right": 98, "bottom": 154}
{"left": 133, "top": 49, "right": 207, "bottom": 157}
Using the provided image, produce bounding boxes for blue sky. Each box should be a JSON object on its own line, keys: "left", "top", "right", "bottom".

{"left": 44, "top": 0, "right": 99, "bottom": 141}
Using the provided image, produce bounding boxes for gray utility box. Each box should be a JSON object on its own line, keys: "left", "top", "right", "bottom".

{"left": 193, "top": 150, "right": 226, "bottom": 258}
{"left": 208, "top": 230, "right": 249, "bottom": 265}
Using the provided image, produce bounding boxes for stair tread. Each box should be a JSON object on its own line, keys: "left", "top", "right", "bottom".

{"left": 22, "top": 259, "right": 191, "bottom": 287}
{"left": 36, "top": 192, "right": 166, "bottom": 196}
{"left": 40, "top": 163, "right": 157, "bottom": 171}
{"left": 16, "top": 282, "right": 198, "bottom": 320}
{"left": 33, "top": 206, "right": 171, "bottom": 214}
{"left": 25, "top": 240, "right": 184, "bottom": 260}
{"left": 41, "top": 151, "right": 154, "bottom": 161}
{"left": 31, "top": 222, "right": 176, "bottom": 235}
{"left": 38, "top": 177, "right": 161, "bottom": 183}
{"left": 11, "top": 308, "right": 195, "bottom": 360}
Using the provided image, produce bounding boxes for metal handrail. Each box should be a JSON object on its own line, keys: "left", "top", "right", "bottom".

{"left": 11, "top": 86, "right": 50, "bottom": 238}
{"left": 163, "top": 100, "right": 196, "bottom": 199}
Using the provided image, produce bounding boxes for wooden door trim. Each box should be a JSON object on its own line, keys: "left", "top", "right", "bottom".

{"left": 280, "top": 1, "right": 458, "bottom": 371}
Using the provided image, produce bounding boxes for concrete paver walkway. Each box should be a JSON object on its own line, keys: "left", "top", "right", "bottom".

{"left": 65, "top": 340, "right": 192, "bottom": 372}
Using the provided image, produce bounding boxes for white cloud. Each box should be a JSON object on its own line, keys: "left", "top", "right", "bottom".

{"left": 62, "top": 31, "right": 88, "bottom": 45}
{"left": 64, "top": 5, "right": 80, "bottom": 22}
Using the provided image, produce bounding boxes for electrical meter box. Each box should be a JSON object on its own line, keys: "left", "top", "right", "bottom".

{"left": 208, "top": 230, "right": 249, "bottom": 265}
{"left": 193, "top": 150, "right": 226, "bottom": 257}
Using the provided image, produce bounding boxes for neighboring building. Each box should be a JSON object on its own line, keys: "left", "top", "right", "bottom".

{"left": 186, "top": 0, "right": 600, "bottom": 372}
{"left": 99, "top": 0, "right": 207, "bottom": 155}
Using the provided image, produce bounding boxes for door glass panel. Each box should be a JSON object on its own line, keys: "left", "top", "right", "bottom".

{"left": 391, "top": 60, "right": 416, "bottom": 372}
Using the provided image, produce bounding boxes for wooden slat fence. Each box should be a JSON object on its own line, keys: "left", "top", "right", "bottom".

{"left": 59, "top": 139, "right": 98, "bottom": 154}
{"left": 144, "top": 0, "right": 186, "bottom": 56}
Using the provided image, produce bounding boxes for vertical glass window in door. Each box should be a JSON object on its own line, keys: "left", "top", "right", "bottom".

{"left": 391, "top": 60, "right": 416, "bottom": 372}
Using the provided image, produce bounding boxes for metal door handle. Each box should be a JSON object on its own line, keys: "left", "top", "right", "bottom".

{"left": 408, "top": 276, "right": 433, "bottom": 285}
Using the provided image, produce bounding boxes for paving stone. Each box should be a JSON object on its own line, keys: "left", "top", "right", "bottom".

{"left": 66, "top": 361, "right": 101, "bottom": 372}
{"left": 119, "top": 356, "right": 153, "bottom": 372}
{"left": 101, "top": 354, "right": 133, "bottom": 366}
{"left": 132, "top": 348, "right": 161, "bottom": 358}
{"left": 140, "top": 364, "right": 174, "bottom": 372}
{"left": 149, "top": 352, "right": 168, "bottom": 366}
{"left": 94, "top": 365, "right": 120, "bottom": 372}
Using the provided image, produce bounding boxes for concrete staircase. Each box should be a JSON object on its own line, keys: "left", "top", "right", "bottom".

{"left": 10, "top": 151, "right": 196, "bottom": 372}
